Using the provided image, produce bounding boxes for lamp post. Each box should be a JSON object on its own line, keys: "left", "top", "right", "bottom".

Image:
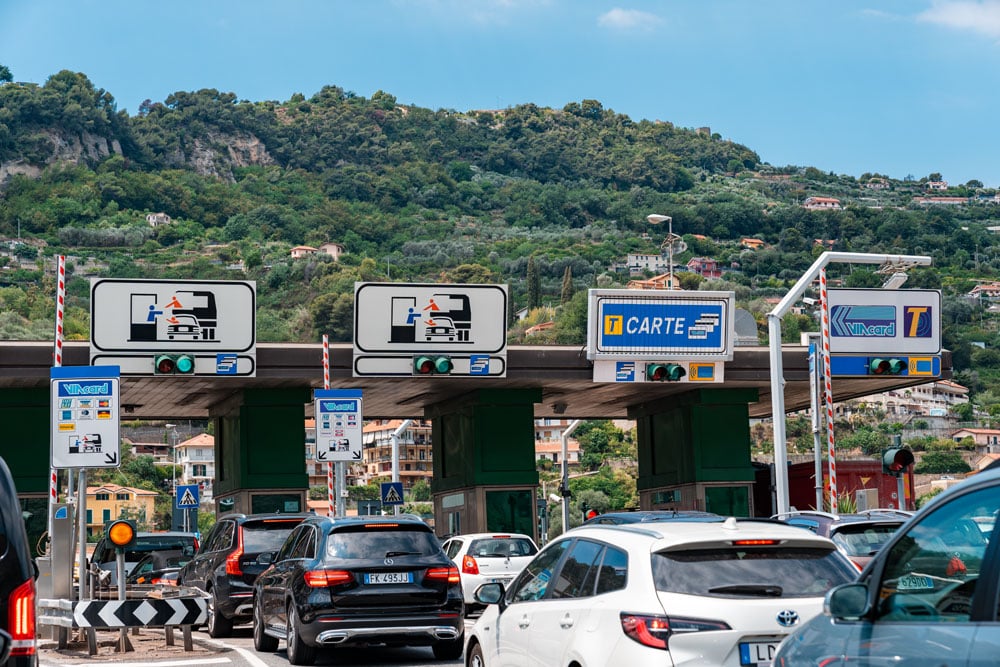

{"left": 165, "top": 423, "right": 178, "bottom": 500}
{"left": 647, "top": 214, "right": 676, "bottom": 288}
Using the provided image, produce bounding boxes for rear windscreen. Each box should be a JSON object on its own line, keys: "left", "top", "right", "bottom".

{"left": 830, "top": 524, "right": 901, "bottom": 557}
{"left": 326, "top": 525, "right": 440, "bottom": 559}
{"left": 134, "top": 535, "right": 197, "bottom": 551}
{"left": 242, "top": 521, "right": 303, "bottom": 552}
{"left": 652, "top": 547, "right": 857, "bottom": 598}
{"left": 467, "top": 537, "right": 538, "bottom": 558}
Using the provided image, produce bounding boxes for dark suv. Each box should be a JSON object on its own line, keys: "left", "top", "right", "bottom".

{"left": 772, "top": 509, "right": 911, "bottom": 569}
{"left": 177, "top": 513, "right": 309, "bottom": 637}
{"left": 90, "top": 530, "right": 199, "bottom": 586}
{"left": 0, "top": 456, "right": 37, "bottom": 666}
{"left": 253, "top": 514, "right": 464, "bottom": 665}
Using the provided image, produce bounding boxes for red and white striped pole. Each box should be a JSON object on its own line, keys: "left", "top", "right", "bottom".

{"left": 820, "top": 268, "right": 838, "bottom": 511}
{"left": 48, "top": 255, "right": 66, "bottom": 543}
{"left": 323, "top": 335, "right": 334, "bottom": 517}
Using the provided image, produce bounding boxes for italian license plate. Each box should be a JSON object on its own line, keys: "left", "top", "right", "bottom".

{"left": 364, "top": 571, "right": 412, "bottom": 585}
{"left": 897, "top": 574, "right": 933, "bottom": 590}
{"left": 740, "top": 641, "right": 778, "bottom": 666}
{"left": 491, "top": 576, "right": 512, "bottom": 584}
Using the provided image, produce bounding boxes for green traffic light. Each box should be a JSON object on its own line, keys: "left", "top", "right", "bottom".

{"left": 869, "top": 357, "right": 906, "bottom": 375}
{"left": 646, "top": 363, "right": 686, "bottom": 381}
{"left": 434, "top": 356, "right": 453, "bottom": 373}
{"left": 414, "top": 355, "right": 452, "bottom": 374}
{"left": 175, "top": 355, "right": 195, "bottom": 374}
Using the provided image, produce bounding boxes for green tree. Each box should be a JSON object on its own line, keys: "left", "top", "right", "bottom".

{"left": 914, "top": 450, "right": 971, "bottom": 474}
{"left": 527, "top": 256, "right": 540, "bottom": 309}
{"left": 0, "top": 65, "right": 11, "bottom": 83}
{"left": 409, "top": 479, "right": 431, "bottom": 501}
{"left": 560, "top": 266, "right": 573, "bottom": 304}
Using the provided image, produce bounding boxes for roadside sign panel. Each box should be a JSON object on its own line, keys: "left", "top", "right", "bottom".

{"left": 314, "top": 389, "right": 363, "bottom": 462}
{"left": 587, "top": 290, "right": 735, "bottom": 360}
{"left": 353, "top": 282, "right": 508, "bottom": 377}
{"left": 89, "top": 279, "right": 256, "bottom": 376}
{"left": 830, "top": 355, "right": 941, "bottom": 378}
{"left": 827, "top": 289, "right": 941, "bottom": 355}
{"left": 593, "top": 359, "right": 725, "bottom": 383}
{"left": 381, "top": 482, "right": 405, "bottom": 506}
{"left": 176, "top": 484, "right": 200, "bottom": 509}
{"left": 51, "top": 366, "right": 121, "bottom": 469}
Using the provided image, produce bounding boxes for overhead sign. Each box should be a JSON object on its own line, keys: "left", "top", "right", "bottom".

{"left": 314, "top": 389, "right": 363, "bottom": 462}
{"left": 827, "top": 289, "right": 941, "bottom": 355}
{"left": 587, "top": 289, "right": 735, "bottom": 360}
{"left": 51, "top": 366, "right": 121, "bottom": 469}
{"left": 175, "top": 484, "right": 200, "bottom": 509}
{"left": 381, "top": 481, "right": 405, "bottom": 506}
{"left": 829, "top": 355, "right": 941, "bottom": 378}
{"left": 593, "top": 359, "right": 724, "bottom": 383}
{"left": 353, "top": 282, "right": 508, "bottom": 377}
{"left": 89, "top": 279, "right": 256, "bottom": 376}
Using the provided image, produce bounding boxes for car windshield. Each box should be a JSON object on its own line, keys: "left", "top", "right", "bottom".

{"left": 325, "top": 525, "right": 439, "bottom": 559}
{"left": 467, "top": 537, "right": 537, "bottom": 558}
{"left": 652, "top": 546, "right": 857, "bottom": 598}
{"left": 830, "top": 524, "right": 901, "bottom": 557}
{"left": 242, "top": 521, "right": 303, "bottom": 552}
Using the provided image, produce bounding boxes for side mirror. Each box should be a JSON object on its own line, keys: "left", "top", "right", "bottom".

{"left": 826, "top": 582, "right": 870, "bottom": 619}
{"left": 0, "top": 628, "right": 11, "bottom": 665}
{"left": 258, "top": 551, "right": 276, "bottom": 565}
{"left": 474, "top": 582, "right": 507, "bottom": 612}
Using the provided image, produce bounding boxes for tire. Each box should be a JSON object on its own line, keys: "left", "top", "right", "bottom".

{"left": 433, "top": 633, "right": 465, "bottom": 661}
{"left": 206, "top": 588, "right": 234, "bottom": 638}
{"left": 466, "top": 640, "right": 484, "bottom": 667}
{"left": 253, "top": 597, "right": 278, "bottom": 653}
{"left": 286, "top": 603, "right": 316, "bottom": 666}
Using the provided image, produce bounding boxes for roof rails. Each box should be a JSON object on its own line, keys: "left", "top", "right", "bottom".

{"left": 771, "top": 510, "right": 839, "bottom": 520}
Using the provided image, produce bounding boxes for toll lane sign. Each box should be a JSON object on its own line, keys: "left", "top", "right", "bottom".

{"left": 587, "top": 290, "right": 735, "bottom": 360}
{"left": 51, "top": 366, "right": 121, "bottom": 469}
{"left": 314, "top": 389, "right": 363, "bottom": 462}
{"left": 827, "top": 289, "right": 941, "bottom": 355}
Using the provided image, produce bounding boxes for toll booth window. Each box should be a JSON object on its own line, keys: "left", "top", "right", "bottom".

{"left": 251, "top": 494, "right": 301, "bottom": 514}
{"left": 485, "top": 489, "right": 535, "bottom": 537}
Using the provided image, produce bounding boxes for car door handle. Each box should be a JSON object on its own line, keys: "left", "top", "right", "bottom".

{"left": 518, "top": 615, "right": 530, "bottom": 629}
{"left": 559, "top": 613, "right": 574, "bottom": 629}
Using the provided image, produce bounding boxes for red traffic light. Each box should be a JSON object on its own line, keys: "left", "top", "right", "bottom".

{"left": 584, "top": 509, "right": 598, "bottom": 521}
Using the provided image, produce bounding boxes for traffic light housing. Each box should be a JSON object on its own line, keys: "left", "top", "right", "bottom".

{"left": 882, "top": 447, "right": 915, "bottom": 477}
{"left": 868, "top": 357, "right": 906, "bottom": 375}
{"left": 105, "top": 519, "right": 137, "bottom": 549}
{"left": 154, "top": 354, "right": 195, "bottom": 375}
{"left": 413, "top": 355, "right": 453, "bottom": 375}
{"left": 646, "top": 363, "right": 686, "bottom": 382}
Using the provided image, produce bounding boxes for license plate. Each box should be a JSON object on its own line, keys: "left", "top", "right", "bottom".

{"left": 740, "top": 641, "right": 778, "bottom": 666}
{"left": 897, "top": 574, "right": 933, "bottom": 590}
{"left": 364, "top": 571, "right": 412, "bottom": 585}
{"left": 491, "top": 577, "right": 512, "bottom": 584}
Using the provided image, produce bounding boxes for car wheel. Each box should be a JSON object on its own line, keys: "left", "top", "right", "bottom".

{"left": 433, "top": 633, "right": 465, "bottom": 661}
{"left": 466, "top": 640, "right": 485, "bottom": 667}
{"left": 286, "top": 603, "right": 316, "bottom": 666}
{"left": 206, "top": 588, "right": 233, "bottom": 638}
{"left": 253, "top": 596, "right": 278, "bottom": 652}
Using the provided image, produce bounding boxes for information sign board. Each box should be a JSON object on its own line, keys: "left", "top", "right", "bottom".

{"left": 314, "top": 389, "right": 363, "bottom": 462}
{"left": 827, "top": 289, "right": 941, "bottom": 355}
{"left": 51, "top": 366, "right": 121, "bottom": 469}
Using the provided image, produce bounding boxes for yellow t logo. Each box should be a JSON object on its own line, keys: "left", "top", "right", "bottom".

{"left": 906, "top": 307, "right": 928, "bottom": 337}
{"left": 604, "top": 315, "right": 623, "bottom": 335}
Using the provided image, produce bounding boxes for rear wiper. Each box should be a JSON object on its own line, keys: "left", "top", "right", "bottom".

{"left": 384, "top": 551, "right": 422, "bottom": 557}
{"left": 707, "top": 584, "right": 783, "bottom": 597}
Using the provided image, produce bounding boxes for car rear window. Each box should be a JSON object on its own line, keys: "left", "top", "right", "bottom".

{"left": 241, "top": 520, "right": 304, "bottom": 552}
{"left": 652, "top": 546, "right": 857, "bottom": 598}
{"left": 135, "top": 535, "right": 197, "bottom": 551}
{"left": 468, "top": 537, "right": 538, "bottom": 558}
{"left": 325, "top": 524, "right": 440, "bottom": 559}
{"left": 830, "top": 524, "right": 901, "bottom": 558}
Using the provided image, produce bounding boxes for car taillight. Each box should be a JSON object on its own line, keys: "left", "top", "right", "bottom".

{"left": 304, "top": 569, "right": 353, "bottom": 587}
{"left": 461, "top": 554, "right": 479, "bottom": 575}
{"left": 620, "top": 612, "right": 729, "bottom": 650}
{"left": 425, "top": 566, "right": 461, "bottom": 584}
{"left": 225, "top": 529, "right": 245, "bottom": 576}
{"left": 9, "top": 577, "right": 36, "bottom": 656}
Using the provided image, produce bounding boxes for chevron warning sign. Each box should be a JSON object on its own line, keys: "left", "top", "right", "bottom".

{"left": 74, "top": 597, "right": 207, "bottom": 628}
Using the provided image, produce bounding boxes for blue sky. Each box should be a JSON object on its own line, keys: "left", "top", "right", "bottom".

{"left": 3, "top": 1, "right": 1000, "bottom": 186}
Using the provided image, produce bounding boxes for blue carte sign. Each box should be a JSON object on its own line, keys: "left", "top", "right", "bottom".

{"left": 587, "top": 289, "right": 734, "bottom": 360}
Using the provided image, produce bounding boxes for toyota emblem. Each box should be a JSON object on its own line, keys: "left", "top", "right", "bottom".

{"left": 384, "top": 558, "right": 394, "bottom": 566}
{"left": 776, "top": 610, "right": 799, "bottom": 627}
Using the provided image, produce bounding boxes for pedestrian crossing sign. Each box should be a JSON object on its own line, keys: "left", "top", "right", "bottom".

{"left": 176, "top": 484, "right": 200, "bottom": 509}
{"left": 380, "top": 482, "right": 404, "bottom": 506}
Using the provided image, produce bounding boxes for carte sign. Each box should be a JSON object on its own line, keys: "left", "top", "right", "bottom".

{"left": 587, "top": 289, "right": 735, "bottom": 360}
{"left": 314, "top": 389, "right": 363, "bottom": 462}
{"left": 827, "top": 289, "right": 941, "bottom": 355}
{"left": 51, "top": 366, "right": 121, "bottom": 469}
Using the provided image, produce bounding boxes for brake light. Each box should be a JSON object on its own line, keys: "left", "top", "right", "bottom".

{"left": 620, "top": 612, "right": 729, "bottom": 650}
{"left": 425, "top": 566, "right": 461, "bottom": 584}
{"left": 226, "top": 528, "right": 245, "bottom": 576}
{"left": 304, "top": 569, "right": 353, "bottom": 587}
{"left": 732, "top": 539, "right": 780, "bottom": 546}
{"left": 461, "top": 554, "right": 479, "bottom": 575}
{"left": 9, "top": 578, "right": 36, "bottom": 656}
{"left": 363, "top": 523, "right": 399, "bottom": 528}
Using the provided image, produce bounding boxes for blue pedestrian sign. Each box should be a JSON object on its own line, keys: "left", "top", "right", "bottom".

{"left": 176, "top": 484, "right": 200, "bottom": 509}
{"left": 381, "top": 482, "right": 405, "bottom": 506}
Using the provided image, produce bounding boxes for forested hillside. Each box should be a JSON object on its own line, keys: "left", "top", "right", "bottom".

{"left": 2, "top": 69, "right": 1000, "bottom": 409}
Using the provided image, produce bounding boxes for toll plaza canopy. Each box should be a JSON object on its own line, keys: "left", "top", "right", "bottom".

{"left": 2, "top": 341, "right": 951, "bottom": 420}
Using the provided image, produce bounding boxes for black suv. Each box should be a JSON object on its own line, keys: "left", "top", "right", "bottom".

{"left": 177, "top": 512, "right": 309, "bottom": 637}
{"left": 253, "top": 514, "right": 464, "bottom": 665}
{"left": 90, "top": 530, "right": 199, "bottom": 586}
{"left": 0, "top": 456, "right": 37, "bottom": 666}
{"left": 772, "top": 509, "right": 911, "bottom": 569}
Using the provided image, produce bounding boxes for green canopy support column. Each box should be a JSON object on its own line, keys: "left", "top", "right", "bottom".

{"left": 629, "top": 388, "right": 760, "bottom": 516}
{"left": 0, "top": 387, "right": 50, "bottom": 554}
{"left": 427, "top": 388, "right": 541, "bottom": 538}
{"left": 211, "top": 388, "right": 311, "bottom": 516}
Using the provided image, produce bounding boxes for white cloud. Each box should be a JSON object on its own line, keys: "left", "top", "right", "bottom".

{"left": 597, "top": 8, "right": 663, "bottom": 31}
{"left": 917, "top": 0, "right": 1000, "bottom": 39}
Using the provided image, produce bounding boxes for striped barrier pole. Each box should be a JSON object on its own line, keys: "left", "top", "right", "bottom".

{"left": 820, "top": 268, "right": 838, "bottom": 511}
{"left": 323, "top": 335, "right": 334, "bottom": 517}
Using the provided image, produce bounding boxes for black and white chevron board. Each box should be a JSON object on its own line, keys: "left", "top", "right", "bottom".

{"left": 74, "top": 598, "right": 207, "bottom": 628}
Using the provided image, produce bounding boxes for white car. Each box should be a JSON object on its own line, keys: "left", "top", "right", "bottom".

{"left": 440, "top": 532, "right": 538, "bottom": 612}
{"left": 465, "top": 518, "right": 858, "bottom": 667}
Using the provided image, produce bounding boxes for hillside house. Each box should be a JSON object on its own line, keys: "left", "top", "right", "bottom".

{"left": 686, "top": 257, "right": 721, "bottom": 278}
{"left": 865, "top": 178, "right": 889, "bottom": 190}
{"left": 146, "top": 212, "right": 171, "bottom": 227}
{"left": 318, "top": 242, "right": 345, "bottom": 261}
{"left": 626, "top": 252, "right": 671, "bottom": 276}
{"left": 952, "top": 428, "right": 1000, "bottom": 454}
{"left": 803, "top": 196, "right": 842, "bottom": 210}
{"left": 967, "top": 283, "right": 1000, "bottom": 301}
{"left": 627, "top": 273, "right": 681, "bottom": 290}
{"left": 85, "top": 484, "right": 158, "bottom": 536}
{"left": 925, "top": 181, "right": 949, "bottom": 191}
{"left": 525, "top": 321, "right": 555, "bottom": 337}
{"left": 740, "top": 238, "right": 766, "bottom": 250}
{"left": 914, "top": 196, "right": 966, "bottom": 206}
{"left": 290, "top": 245, "right": 318, "bottom": 259}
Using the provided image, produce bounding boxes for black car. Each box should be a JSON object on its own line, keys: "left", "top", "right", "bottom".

{"left": 0, "top": 456, "right": 37, "bottom": 666}
{"left": 253, "top": 514, "right": 464, "bottom": 665}
{"left": 90, "top": 530, "right": 199, "bottom": 586}
{"left": 177, "top": 512, "right": 309, "bottom": 637}
{"left": 772, "top": 508, "right": 911, "bottom": 568}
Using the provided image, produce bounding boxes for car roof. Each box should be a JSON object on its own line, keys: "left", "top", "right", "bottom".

{"left": 573, "top": 516, "right": 844, "bottom": 550}
{"left": 583, "top": 509, "right": 724, "bottom": 524}
{"left": 446, "top": 532, "right": 535, "bottom": 541}
{"left": 218, "top": 512, "right": 313, "bottom": 523}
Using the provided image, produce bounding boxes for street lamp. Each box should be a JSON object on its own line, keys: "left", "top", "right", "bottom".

{"left": 647, "top": 214, "right": 677, "bottom": 289}
{"left": 165, "top": 424, "right": 178, "bottom": 495}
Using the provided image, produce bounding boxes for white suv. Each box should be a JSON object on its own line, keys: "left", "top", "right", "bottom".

{"left": 465, "top": 517, "right": 858, "bottom": 667}
{"left": 441, "top": 532, "right": 538, "bottom": 613}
